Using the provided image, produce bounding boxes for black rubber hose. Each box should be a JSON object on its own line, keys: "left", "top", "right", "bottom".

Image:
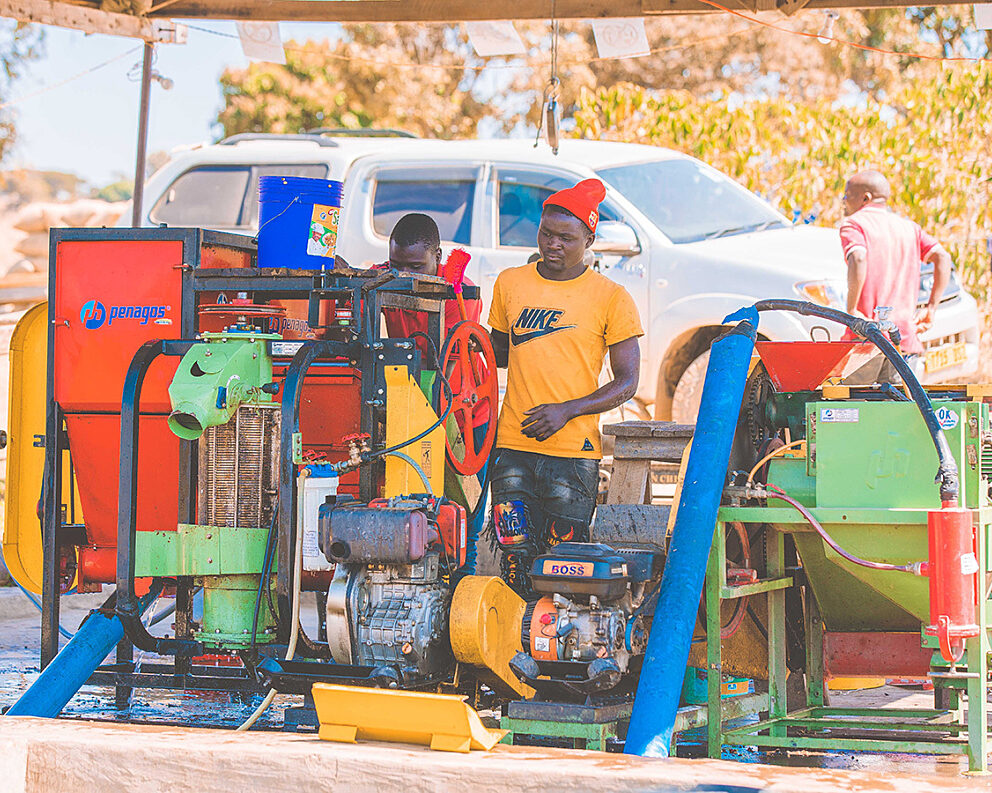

{"left": 751, "top": 299, "right": 959, "bottom": 504}
{"left": 366, "top": 331, "right": 454, "bottom": 462}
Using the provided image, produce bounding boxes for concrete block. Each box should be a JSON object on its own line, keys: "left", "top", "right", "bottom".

{"left": 0, "top": 716, "right": 981, "bottom": 793}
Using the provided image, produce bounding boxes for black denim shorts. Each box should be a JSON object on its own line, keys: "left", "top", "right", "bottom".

{"left": 490, "top": 448, "right": 599, "bottom": 547}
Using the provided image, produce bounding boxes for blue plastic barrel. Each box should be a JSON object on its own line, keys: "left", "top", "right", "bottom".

{"left": 258, "top": 176, "right": 344, "bottom": 269}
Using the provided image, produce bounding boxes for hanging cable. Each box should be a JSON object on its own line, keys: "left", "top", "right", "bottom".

{"left": 236, "top": 478, "right": 306, "bottom": 731}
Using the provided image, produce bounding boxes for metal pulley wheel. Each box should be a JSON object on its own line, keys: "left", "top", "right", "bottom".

{"left": 439, "top": 321, "right": 498, "bottom": 476}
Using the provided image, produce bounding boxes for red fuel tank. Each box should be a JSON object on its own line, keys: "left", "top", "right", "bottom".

{"left": 924, "top": 508, "right": 980, "bottom": 663}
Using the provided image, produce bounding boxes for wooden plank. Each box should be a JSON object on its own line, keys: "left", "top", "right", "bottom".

{"left": 612, "top": 436, "right": 692, "bottom": 462}
{"left": 604, "top": 420, "right": 694, "bottom": 439}
{"left": 592, "top": 503, "right": 670, "bottom": 546}
{"left": 605, "top": 459, "right": 649, "bottom": 504}
{"left": 0, "top": 0, "right": 184, "bottom": 41}
{"left": 146, "top": 0, "right": 974, "bottom": 21}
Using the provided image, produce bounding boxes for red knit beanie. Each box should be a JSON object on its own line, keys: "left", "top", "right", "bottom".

{"left": 543, "top": 178, "right": 607, "bottom": 232}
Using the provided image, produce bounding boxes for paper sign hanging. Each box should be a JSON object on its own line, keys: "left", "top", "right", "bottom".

{"left": 237, "top": 21, "right": 287, "bottom": 64}
{"left": 975, "top": 3, "right": 992, "bottom": 29}
{"left": 466, "top": 21, "right": 526, "bottom": 57}
{"left": 591, "top": 18, "right": 650, "bottom": 59}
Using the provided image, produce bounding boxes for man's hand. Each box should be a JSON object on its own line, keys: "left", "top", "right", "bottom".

{"left": 521, "top": 402, "right": 576, "bottom": 442}
{"left": 915, "top": 304, "right": 936, "bottom": 333}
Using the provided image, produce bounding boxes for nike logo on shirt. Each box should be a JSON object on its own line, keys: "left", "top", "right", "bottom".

{"left": 510, "top": 307, "right": 575, "bottom": 346}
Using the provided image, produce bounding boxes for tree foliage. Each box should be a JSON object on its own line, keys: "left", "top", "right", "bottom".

{"left": 573, "top": 65, "right": 992, "bottom": 293}
{"left": 0, "top": 21, "right": 42, "bottom": 161}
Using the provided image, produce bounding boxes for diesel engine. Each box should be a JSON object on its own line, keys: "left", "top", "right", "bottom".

{"left": 510, "top": 542, "right": 663, "bottom": 697}
{"left": 318, "top": 496, "right": 466, "bottom": 688}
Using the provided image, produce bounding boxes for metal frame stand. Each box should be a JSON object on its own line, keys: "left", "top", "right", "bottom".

{"left": 706, "top": 509, "right": 990, "bottom": 773}
{"left": 39, "top": 227, "right": 471, "bottom": 702}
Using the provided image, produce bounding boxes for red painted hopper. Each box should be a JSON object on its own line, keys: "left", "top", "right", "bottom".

{"left": 755, "top": 341, "right": 877, "bottom": 391}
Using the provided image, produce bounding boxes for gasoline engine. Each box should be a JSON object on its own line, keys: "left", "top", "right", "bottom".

{"left": 509, "top": 542, "right": 663, "bottom": 697}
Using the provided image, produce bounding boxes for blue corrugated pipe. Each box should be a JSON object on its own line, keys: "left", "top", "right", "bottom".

{"left": 624, "top": 308, "right": 758, "bottom": 757}
{"left": 6, "top": 587, "right": 160, "bottom": 718}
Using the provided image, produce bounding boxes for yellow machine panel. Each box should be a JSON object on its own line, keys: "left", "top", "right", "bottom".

{"left": 3, "top": 303, "right": 82, "bottom": 593}
{"left": 384, "top": 365, "right": 445, "bottom": 497}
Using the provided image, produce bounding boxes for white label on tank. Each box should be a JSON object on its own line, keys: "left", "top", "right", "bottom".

{"left": 820, "top": 408, "right": 859, "bottom": 423}
{"left": 935, "top": 406, "right": 959, "bottom": 430}
{"left": 534, "top": 637, "right": 551, "bottom": 652}
{"left": 961, "top": 552, "right": 979, "bottom": 575}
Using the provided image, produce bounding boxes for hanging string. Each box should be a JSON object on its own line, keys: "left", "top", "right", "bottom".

{"left": 184, "top": 20, "right": 746, "bottom": 72}
{"left": 697, "top": 0, "right": 992, "bottom": 64}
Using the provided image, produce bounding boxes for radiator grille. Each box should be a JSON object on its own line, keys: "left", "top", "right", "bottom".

{"left": 197, "top": 404, "right": 280, "bottom": 529}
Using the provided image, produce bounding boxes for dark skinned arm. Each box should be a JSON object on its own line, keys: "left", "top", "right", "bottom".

{"left": 521, "top": 336, "right": 641, "bottom": 443}
{"left": 491, "top": 329, "right": 509, "bottom": 369}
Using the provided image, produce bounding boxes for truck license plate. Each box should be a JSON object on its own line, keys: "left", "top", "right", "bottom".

{"left": 924, "top": 341, "right": 967, "bottom": 373}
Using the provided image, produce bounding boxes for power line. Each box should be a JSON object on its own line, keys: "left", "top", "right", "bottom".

{"left": 0, "top": 46, "right": 143, "bottom": 111}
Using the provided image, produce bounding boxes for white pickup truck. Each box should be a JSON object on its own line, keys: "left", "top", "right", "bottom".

{"left": 133, "top": 131, "right": 980, "bottom": 420}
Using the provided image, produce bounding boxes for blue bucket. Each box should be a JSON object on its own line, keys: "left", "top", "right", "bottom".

{"left": 258, "top": 175, "right": 345, "bottom": 269}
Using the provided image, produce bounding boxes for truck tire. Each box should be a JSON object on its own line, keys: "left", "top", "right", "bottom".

{"left": 671, "top": 350, "right": 709, "bottom": 424}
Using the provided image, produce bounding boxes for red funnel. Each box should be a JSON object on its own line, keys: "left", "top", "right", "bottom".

{"left": 755, "top": 341, "right": 876, "bottom": 391}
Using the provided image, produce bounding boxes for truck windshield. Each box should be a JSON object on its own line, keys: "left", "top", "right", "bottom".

{"left": 596, "top": 159, "right": 787, "bottom": 244}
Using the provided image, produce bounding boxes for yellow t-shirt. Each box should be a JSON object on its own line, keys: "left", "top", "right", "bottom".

{"left": 488, "top": 262, "right": 644, "bottom": 459}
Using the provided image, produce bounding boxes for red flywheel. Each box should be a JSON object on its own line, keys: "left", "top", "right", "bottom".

{"left": 439, "top": 321, "right": 498, "bottom": 476}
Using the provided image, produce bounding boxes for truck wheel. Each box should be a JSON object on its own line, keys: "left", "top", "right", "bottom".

{"left": 671, "top": 351, "right": 709, "bottom": 424}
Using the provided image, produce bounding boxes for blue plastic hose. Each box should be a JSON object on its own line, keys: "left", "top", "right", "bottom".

{"left": 624, "top": 309, "right": 757, "bottom": 757}
{"left": 6, "top": 587, "right": 159, "bottom": 718}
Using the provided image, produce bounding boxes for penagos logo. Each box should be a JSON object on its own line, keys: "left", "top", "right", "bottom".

{"left": 510, "top": 307, "right": 575, "bottom": 346}
{"left": 80, "top": 300, "right": 107, "bottom": 329}
{"left": 80, "top": 300, "right": 170, "bottom": 330}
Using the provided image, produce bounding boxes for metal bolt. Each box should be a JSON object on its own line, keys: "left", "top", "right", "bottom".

{"left": 215, "top": 628, "right": 221, "bottom": 634}
{"left": 378, "top": 354, "right": 384, "bottom": 360}
{"left": 206, "top": 533, "right": 212, "bottom": 539}
{"left": 204, "top": 350, "right": 212, "bottom": 357}
{"left": 378, "top": 388, "right": 384, "bottom": 395}
{"left": 207, "top": 557, "right": 213, "bottom": 564}
{"left": 407, "top": 354, "right": 413, "bottom": 360}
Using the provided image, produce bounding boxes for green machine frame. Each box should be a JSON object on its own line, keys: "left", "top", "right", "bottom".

{"left": 705, "top": 396, "right": 991, "bottom": 773}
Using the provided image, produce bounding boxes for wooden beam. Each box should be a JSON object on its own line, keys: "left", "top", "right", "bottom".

{"left": 147, "top": 0, "right": 976, "bottom": 21}
{"left": 0, "top": 0, "right": 185, "bottom": 40}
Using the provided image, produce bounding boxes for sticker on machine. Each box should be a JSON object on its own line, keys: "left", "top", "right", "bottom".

{"left": 534, "top": 637, "right": 551, "bottom": 652}
{"left": 820, "top": 408, "right": 859, "bottom": 423}
{"left": 961, "top": 552, "right": 979, "bottom": 575}
{"left": 935, "top": 406, "right": 960, "bottom": 430}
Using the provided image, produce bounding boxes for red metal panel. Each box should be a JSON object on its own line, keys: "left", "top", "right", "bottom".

{"left": 274, "top": 365, "right": 362, "bottom": 497}
{"left": 823, "top": 631, "right": 933, "bottom": 678}
{"left": 54, "top": 239, "right": 183, "bottom": 412}
{"left": 67, "top": 414, "right": 180, "bottom": 584}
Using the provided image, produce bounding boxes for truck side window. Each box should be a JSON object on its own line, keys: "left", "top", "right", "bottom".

{"left": 497, "top": 171, "right": 621, "bottom": 248}
{"left": 372, "top": 169, "right": 476, "bottom": 245}
{"left": 150, "top": 166, "right": 251, "bottom": 229}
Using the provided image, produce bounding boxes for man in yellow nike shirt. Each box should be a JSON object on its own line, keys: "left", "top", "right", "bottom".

{"left": 488, "top": 179, "right": 643, "bottom": 596}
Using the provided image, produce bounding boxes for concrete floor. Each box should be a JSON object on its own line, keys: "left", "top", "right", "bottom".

{"left": 0, "top": 588, "right": 989, "bottom": 787}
